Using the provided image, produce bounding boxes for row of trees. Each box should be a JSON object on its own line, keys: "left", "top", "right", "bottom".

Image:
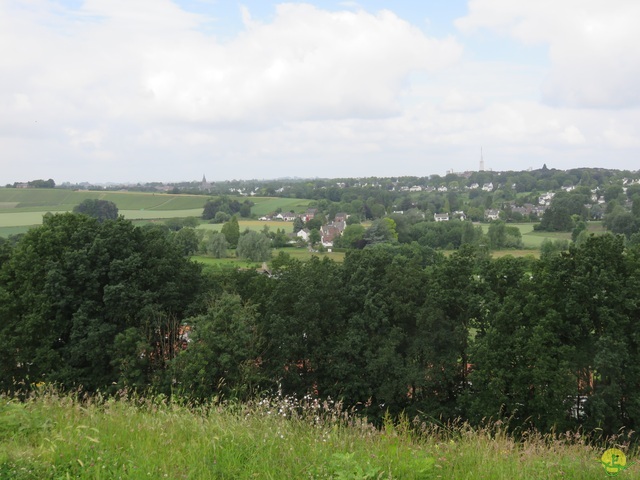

{"left": 0, "top": 214, "right": 203, "bottom": 393}
{"left": 183, "top": 166, "right": 634, "bottom": 200}
{"left": 2, "top": 213, "right": 640, "bottom": 436}
{"left": 202, "top": 196, "right": 253, "bottom": 222}
{"left": 5, "top": 178, "right": 56, "bottom": 189}
{"left": 537, "top": 186, "right": 640, "bottom": 243}
{"left": 178, "top": 236, "right": 640, "bottom": 436}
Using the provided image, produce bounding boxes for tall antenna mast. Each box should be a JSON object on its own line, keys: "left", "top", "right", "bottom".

{"left": 479, "top": 147, "right": 485, "bottom": 172}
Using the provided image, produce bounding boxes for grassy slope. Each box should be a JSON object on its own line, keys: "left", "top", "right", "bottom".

{"left": 0, "top": 392, "right": 629, "bottom": 479}
{"left": 0, "top": 189, "right": 312, "bottom": 233}
{"left": 0, "top": 189, "right": 210, "bottom": 212}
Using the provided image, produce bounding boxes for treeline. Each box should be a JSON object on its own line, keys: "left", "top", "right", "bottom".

{"left": 1, "top": 214, "right": 640, "bottom": 437}
{"left": 168, "top": 166, "right": 632, "bottom": 199}
{"left": 5, "top": 178, "right": 55, "bottom": 189}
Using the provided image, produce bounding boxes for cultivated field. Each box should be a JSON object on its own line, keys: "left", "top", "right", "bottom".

{"left": 0, "top": 188, "right": 311, "bottom": 236}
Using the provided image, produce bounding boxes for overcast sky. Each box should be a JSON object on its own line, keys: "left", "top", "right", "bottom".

{"left": 2, "top": 0, "right": 640, "bottom": 184}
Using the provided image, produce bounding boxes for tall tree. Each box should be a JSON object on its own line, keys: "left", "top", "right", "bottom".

{"left": 172, "top": 293, "right": 262, "bottom": 400}
{"left": 236, "top": 231, "right": 271, "bottom": 262}
{"left": 204, "top": 231, "right": 229, "bottom": 258}
{"left": 0, "top": 213, "right": 203, "bottom": 393}
{"left": 221, "top": 216, "right": 240, "bottom": 247}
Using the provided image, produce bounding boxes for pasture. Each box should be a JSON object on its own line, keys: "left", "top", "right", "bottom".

{"left": 0, "top": 188, "right": 312, "bottom": 234}
{"left": 480, "top": 222, "right": 605, "bottom": 249}
{"left": 249, "top": 197, "right": 312, "bottom": 216}
{"left": 198, "top": 219, "right": 295, "bottom": 233}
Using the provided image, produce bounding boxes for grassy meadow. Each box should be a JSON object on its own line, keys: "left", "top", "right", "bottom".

{"left": 0, "top": 390, "right": 632, "bottom": 479}
{"left": 0, "top": 188, "right": 311, "bottom": 236}
{"left": 193, "top": 248, "right": 346, "bottom": 270}
{"left": 198, "top": 219, "right": 295, "bottom": 233}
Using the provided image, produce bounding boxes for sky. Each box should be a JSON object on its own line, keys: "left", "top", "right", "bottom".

{"left": 2, "top": 0, "right": 640, "bottom": 184}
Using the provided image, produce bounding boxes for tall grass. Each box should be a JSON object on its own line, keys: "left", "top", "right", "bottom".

{"left": 1, "top": 388, "right": 633, "bottom": 479}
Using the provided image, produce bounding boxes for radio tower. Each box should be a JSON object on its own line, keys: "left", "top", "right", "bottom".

{"left": 479, "top": 147, "right": 485, "bottom": 172}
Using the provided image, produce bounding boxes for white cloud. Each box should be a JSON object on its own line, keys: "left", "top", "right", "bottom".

{"left": 2, "top": 1, "right": 640, "bottom": 183}
{"left": 456, "top": 0, "right": 640, "bottom": 108}
{"left": 1, "top": 1, "right": 462, "bottom": 125}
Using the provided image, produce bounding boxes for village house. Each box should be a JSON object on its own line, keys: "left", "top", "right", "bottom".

{"left": 319, "top": 218, "right": 347, "bottom": 247}
{"left": 485, "top": 209, "right": 500, "bottom": 221}
{"left": 538, "top": 192, "right": 555, "bottom": 205}
{"left": 320, "top": 224, "right": 341, "bottom": 247}
{"left": 334, "top": 212, "right": 349, "bottom": 223}
{"left": 434, "top": 213, "right": 449, "bottom": 222}
{"left": 303, "top": 209, "right": 317, "bottom": 222}
{"left": 296, "top": 229, "right": 311, "bottom": 242}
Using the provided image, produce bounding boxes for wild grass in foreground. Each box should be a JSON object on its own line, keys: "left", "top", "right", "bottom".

{"left": 0, "top": 390, "right": 636, "bottom": 479}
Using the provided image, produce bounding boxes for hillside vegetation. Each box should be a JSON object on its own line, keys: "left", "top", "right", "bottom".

{"left": 2, "top": 214, "right": 640, "bottom": 440}
{"left": 0, "top": 390, "right": 628, "bottom": 479}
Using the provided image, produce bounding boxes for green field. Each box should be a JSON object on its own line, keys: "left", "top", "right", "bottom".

{"left": 249, "top": 197, "right": 312, "bottom": 216}
{"left": 0, "top": 189, "right": 209, "bottom": 212}
{"left": 1, "top": 391, "right": 630, "bottom": 479}
{"left": 192, "top": 248, "right": 345, "bottom": 269}
{"left": 480, "top": 222, "right": 606, "bottom": 250}
{"left": 198, "top": 220, "right": 295, "bottom": 233}
{"left": 0, "top": 188, "right": 314, "bottom": 235}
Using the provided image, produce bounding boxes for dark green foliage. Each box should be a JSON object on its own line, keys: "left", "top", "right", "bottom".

{"left": 571, "top": 220, "right": 587, "bottom": 242}
{"left": 603, "top": 205, "right": 639, "bottom": 239}
{"left": 0, "top": 213, "right": 203, "bottom": 393}
{"left": 536, "top": 192, "right": 590, "bottom": 232}
{"left": 26, "top": 178, "right": 55, "bottom": 188}
{"left": 466, "top": 235, "right": 640, "bottom": 435}
{"left": 165, "top": 217, "right": 199, "bottom": 231}
{"left": 334, "top": 224, "right": 365, "bottom": 248}
{"left": 604, "top": 184, "right": 624, "bottom": 203}
{"left": 308, "top": 228, "right": 321, "bottom": 246}
{"left": 363, "top": 218, "right": 398, "bottom": 245}
{"left": 236, "top": 231, "right": 271, "bottom": 262}
{"left": 487, "top": 221, "right": 523, "bottom": 249}
{"left": 202, "top": 196, "right": 253, "bottom": 220}
{"left": 536, "top": 204, "right": 574, "bottom": 231}
{"left": 73, "top": 199, "right": 119, "bottom": 222}
{"left": 540, "top": 238, "right": 570, "bottom": 259}
{"left": 172, "top": 293, "right": 262, "bottom": 400}
{"left": 221, "top": 216, "right": 240, "bottom": 247}
{"left": 305, "top": 216, "right": 324, "bottom": 231}
{"left": 405, "top": 220, "right": 482, "bottom": 250}
{"left": 201, "top": 231, "right": 229, "bottom": 258}
{"left": 5, "top": 208, "right": 640, "bottom": 438}
{"left": 292, "top": 217, "right": 305, "bottom": 233}
{"left": 172, "top": 228, "right": 199, "bottom": 256}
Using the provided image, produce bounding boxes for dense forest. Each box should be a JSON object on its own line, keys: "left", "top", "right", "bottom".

{"left": 1, "top": 212, "right": 640, "bottom": 439}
